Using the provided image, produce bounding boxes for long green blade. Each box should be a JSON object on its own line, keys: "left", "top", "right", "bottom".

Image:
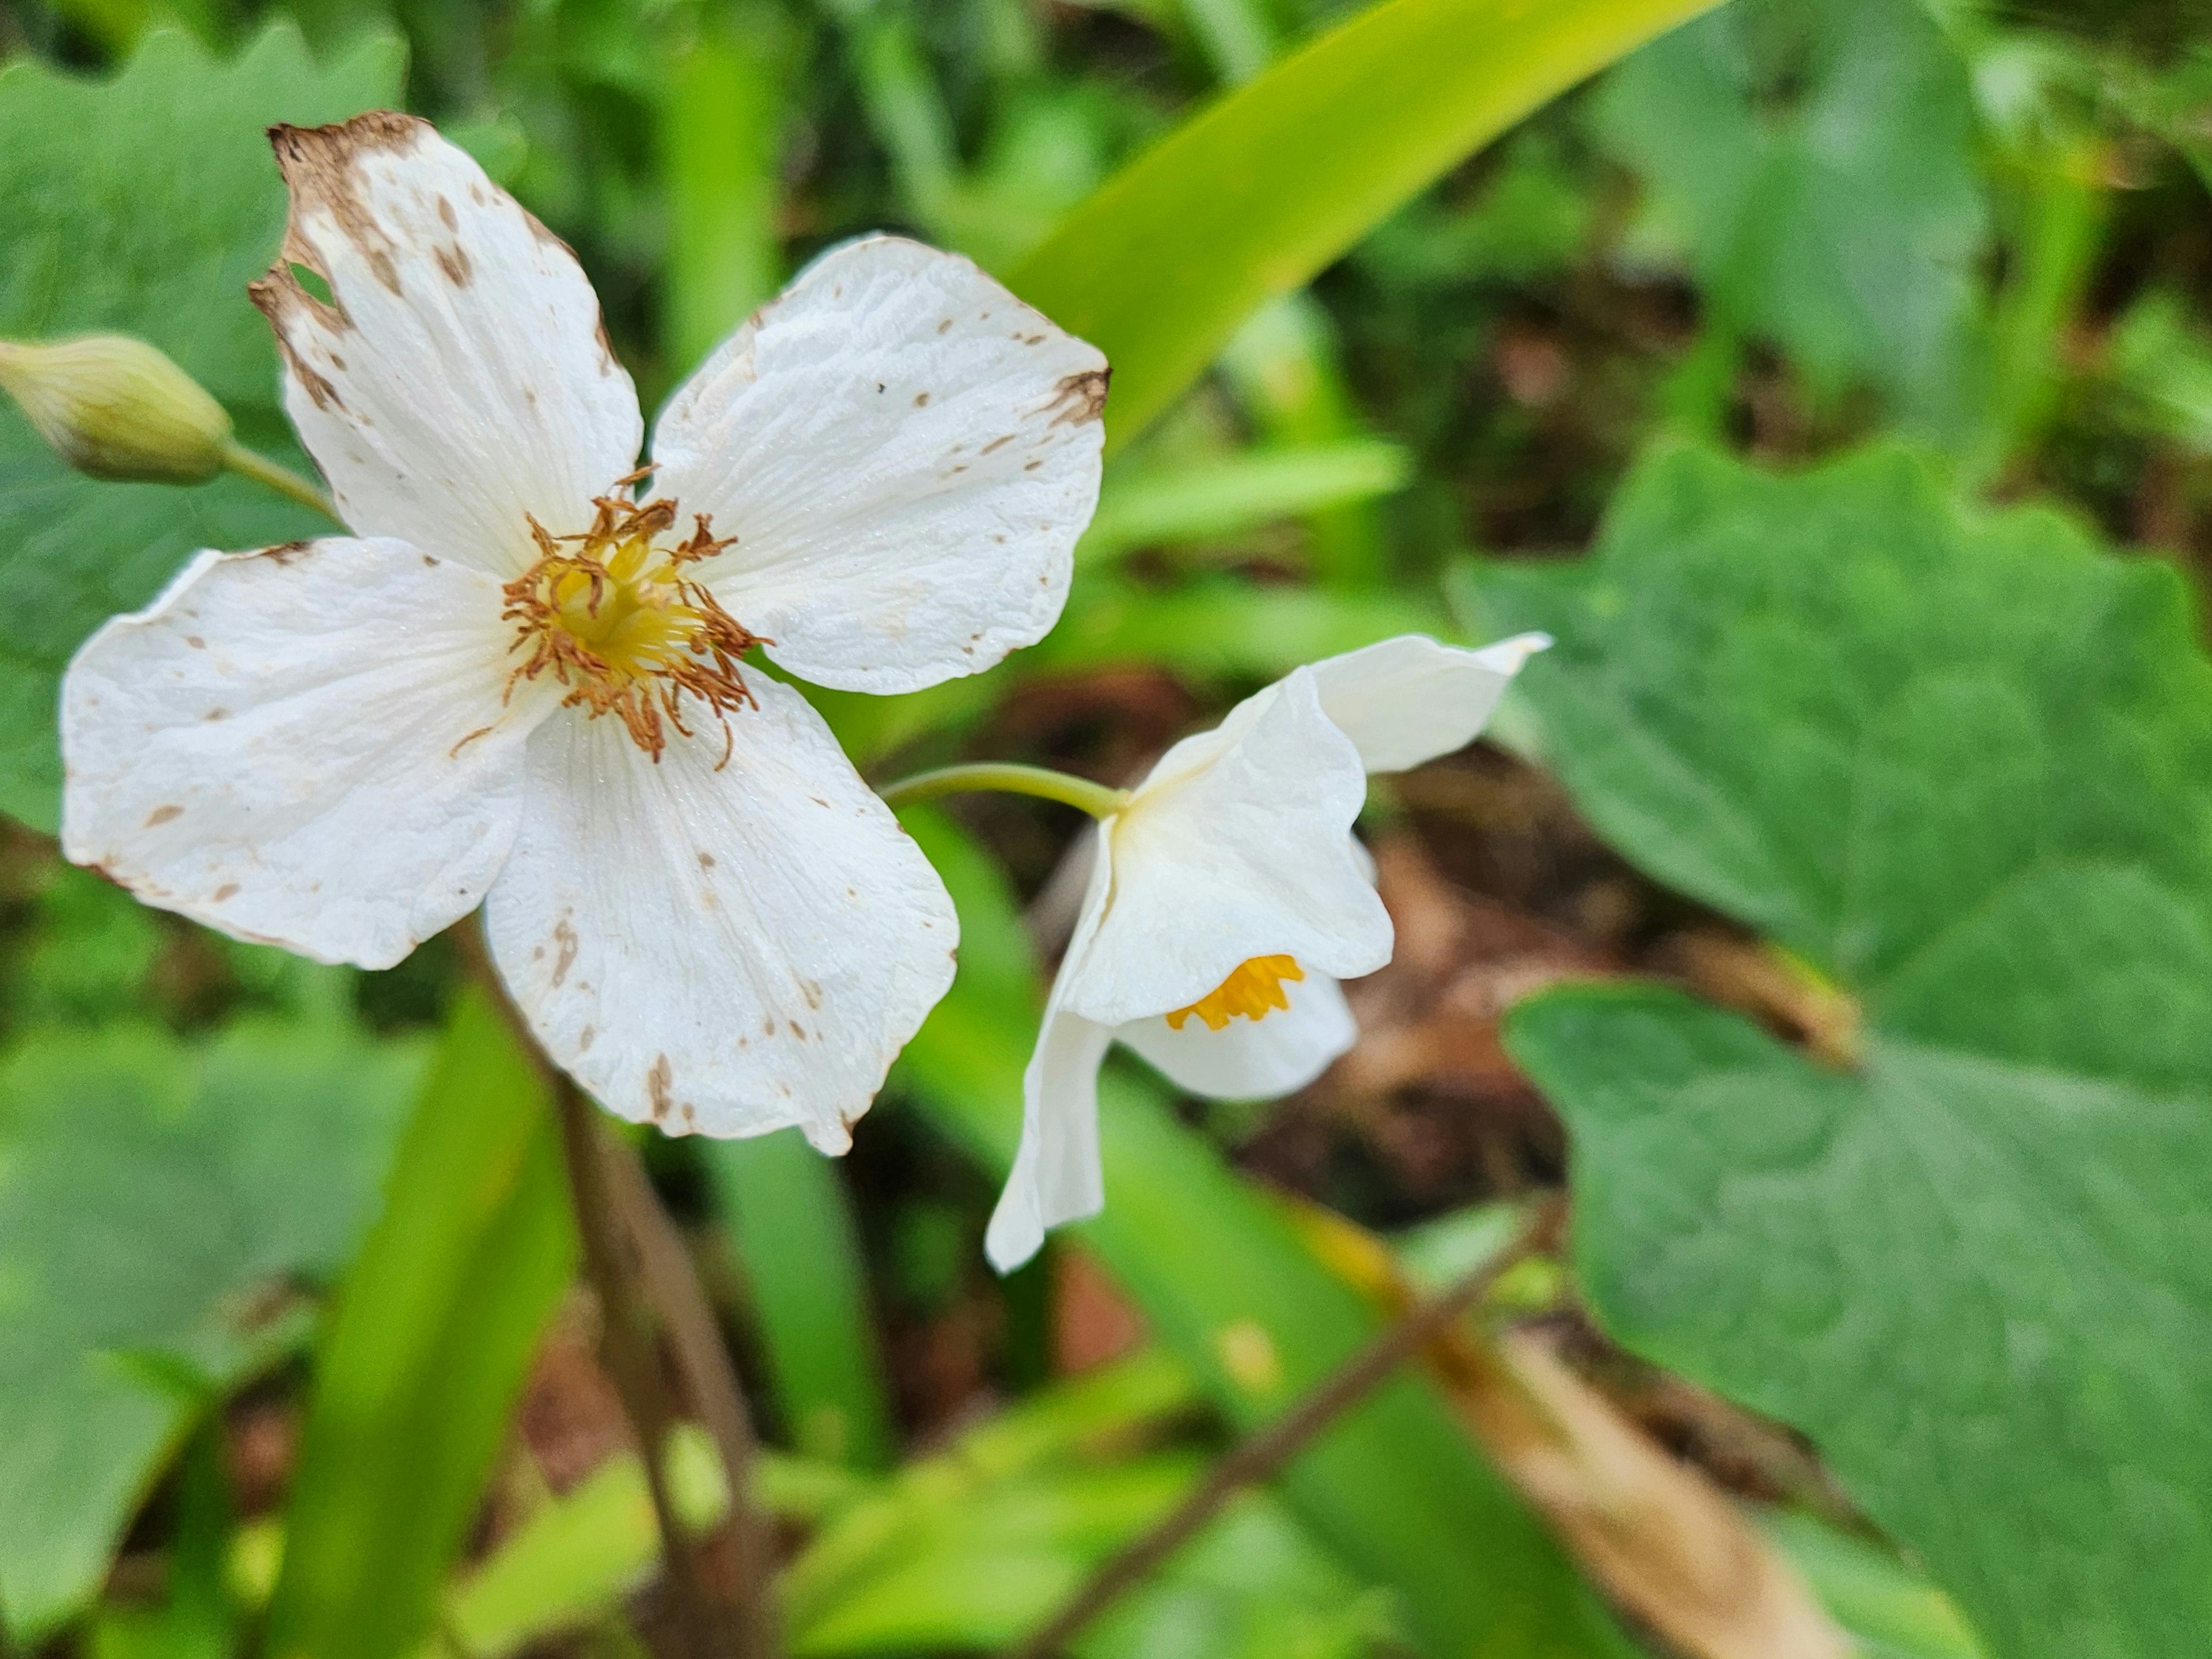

{"left": 1007, "top": 0, "right": 1724, "bottom": 446}
{"left": 264, "top": 991, "right": 577, "bottom": 1659}
{"left": 702, "top": 1132, "right": 897, "bottom": 1469}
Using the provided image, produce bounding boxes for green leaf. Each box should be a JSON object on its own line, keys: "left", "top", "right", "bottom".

{"left": 0, "top": 23, "right": 403, "bottom": 830}
{"left": 1079, "top": 440, "right": 1410, "bottom": 567}
{"left": 1472, "top": 442, "right": 2212, "bottom": 1659}
{"left": 263, "top": 990, "right": 577, "bottom": 1659}
{"left": 892, "top": 812, "right": 1635, "bottom": 1659}
{"left": 1006, "top": 0, "right": 1725, "bottom": 448}
{"left": 701, "top": 1129, "right": 897, "bottom": 1468}
{"left": 0, "top": 1019, "right": 423, "bottom": 1639}
{"left": 1762, "top": 1511, "right": 1988, "bottom": 1659}
{"left": 1594, "top": 0, "right": 1985, "bottom": 430}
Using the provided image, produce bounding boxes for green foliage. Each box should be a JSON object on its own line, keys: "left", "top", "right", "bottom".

{"left": 0, "top": 24, "right": 400, "bottom": 830}
{"left": 893, "top": 811, "right": 1637, "bottom": 1659}
{"left": 1009, "top": 0, "right": 1728, "bottom": 448}
{"left": 263, "top": 991, "right": 576, "bottom": 1659}
{"left": 1596, "top": 0, "right": 1986, "bottom": 431}
{"left": 1470, "top": 444, "right": 2212, "bottom": 1659}
{"left": 703, "top": 1131, "right": 897, "bottom": 1469}
{"left": 0, "top": 1018, "right": 422, "bottom": 1638}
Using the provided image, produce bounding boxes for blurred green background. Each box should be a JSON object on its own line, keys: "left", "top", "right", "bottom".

{"left": 1, "top": 0, "right": 2209, "bottom": 1654}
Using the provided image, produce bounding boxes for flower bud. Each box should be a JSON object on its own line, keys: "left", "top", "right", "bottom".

{"left": 0, "top": 335, "right": 233, "bottom": 485}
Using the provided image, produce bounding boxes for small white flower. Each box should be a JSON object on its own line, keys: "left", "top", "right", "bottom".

{"left": 58, "top": 112, "right": 1107, "bottom": 1150}
{"left": 984, "top": 632, "right": 1549, "bottom": 1271}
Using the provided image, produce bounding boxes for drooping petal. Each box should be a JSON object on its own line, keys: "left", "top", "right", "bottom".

{"left": 1116, "top": 971, "right": 1356, "bottom": 1100}
{"left": 483, "top": 680, "right": 959, "bottom": 1147}
{"left": 59, "top": 538, "right": 546, "bottom": 969}
{"left": 986, "top": 834, "right": 1115, "bottom": 1274}
{"left": 1306, "top": 632, "right": 1551, "bottom": 772}
{"left": 1062, "top": 669, "right": 1392, "bottom": 1028}
{"left": 651, "top": 236, "right": 1107, "bottom": 694}
{"left": 249, "top": 113, "right": 643, "bottom": 576}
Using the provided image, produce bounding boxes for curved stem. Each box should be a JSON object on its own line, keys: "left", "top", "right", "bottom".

{"left": 878, "top": 762, "right": 1127, "bottom": 820}
{"left": 221, "top": 440, "right": 338, "bottom": 520}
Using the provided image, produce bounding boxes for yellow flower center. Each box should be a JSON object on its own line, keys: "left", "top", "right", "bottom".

{"left": 502, "top": 487, "right": 764, "bottom": 763}
{"left": 1165, "top": 955, "right": 1304, "bottom": 1031}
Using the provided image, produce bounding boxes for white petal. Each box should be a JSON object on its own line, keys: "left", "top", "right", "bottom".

{"left": 251, "top": 113, "right": 643, "bottom": 576}
{"left": 59, "top": 538, "right": 543, "bottom": 969}
{"left": 651, "top": 236, "right": 1107, "bottom": 694}
{"left": 483, "top": 680, "right": 959, "bottom": 1147}
{"left": 986, "top": 833, "right": 1115, "bottom": 1274}
{"left": 1062, "top": 668, "right": 1392, "bottom": 1028}
{"left": 1306, "top": 632, "right": 1551, "bottom": 773}
{"left": 1118, "top": 971, "right": 1356, "bottom": 1099}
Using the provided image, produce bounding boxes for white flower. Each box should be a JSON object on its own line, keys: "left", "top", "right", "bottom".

{"left": 984, "top": 632, "right": 1549, "bottom": 1271}
{"left": 58, "top": 112, "right": 1107, "bottom": 1151}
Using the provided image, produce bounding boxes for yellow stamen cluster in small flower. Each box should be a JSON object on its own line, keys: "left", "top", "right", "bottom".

{"left": 503, "top": 486, "right": 763, "bottom": 763}
{"left": 1166, "top": 955, "right": 1304, "bottom": 1031}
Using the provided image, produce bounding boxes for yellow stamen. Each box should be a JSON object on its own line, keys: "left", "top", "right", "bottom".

{"left": 1166, "top": 955, "right": 1305, "bottom": 1032}
{"left": 502, "top": 492, "right": 765, "bottom": 764}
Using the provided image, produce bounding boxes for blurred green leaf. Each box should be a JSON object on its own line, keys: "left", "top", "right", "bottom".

{"left": 892, "top": 812, "right": 1635, "bottom": 1658}
{"left": 1008, "top": 0, "right": 1724, "bottom": 449}
{"left": 660, "top": 21, "right": 786, "bottom": 373}
{"left": 0, "top": 1018, "right": 423, "bottom": 1639}
{"left": 446, "top": 1422, "right": 740, "bottom": 1659}
{"left": 1763, "top": 1511, "right": 1988, "bottom": 1659}
{"left": 263, "top": 989, "right": 576, "bottom": 1659}
{"left": 2107, "top": 288, "right": 2212, "bottom": 453}
{"left": 1031, "top": 574, "right": 1447, "bottom": 681}
{"left": 1473, "top": 442, "right": 2212, "bottom": 1659}
{"left": 1080, "top": 440, "right": 1410, "bottom": 567}
{"left": 0, "top": 23, "right": 403, "bottom": 831}
{"left": 702, "top": 1129, "right": 897, "bottom": 1468}
{"left": 1595, "top": 0, "right": 1986, "bottom": 431}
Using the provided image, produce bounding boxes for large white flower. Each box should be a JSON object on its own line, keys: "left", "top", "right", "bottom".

{"left": 58, "top": 112, "right": 1107, "bottom": 1151}
{"left": 984, "top": 632, "right": 1548, "bottom": 1271}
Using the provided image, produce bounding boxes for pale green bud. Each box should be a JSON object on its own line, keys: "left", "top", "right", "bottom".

{"left": 0, "top": 335, "right": 233, "bottom": 485}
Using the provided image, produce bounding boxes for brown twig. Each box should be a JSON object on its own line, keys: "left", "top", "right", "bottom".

{"left": 456, "top": 920, "right": 777, "bottom": 1659}
{"left": 1006, "top": 1200, "right": 1559, "bottom": 1659}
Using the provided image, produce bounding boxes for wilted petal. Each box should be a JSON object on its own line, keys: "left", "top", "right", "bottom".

{"left": 1061, "top": 669, "right": 1391, "bottom": 1028}
{"left": 653, "top": 236, "right": 1107, "bottom": 694}
{"left": 986, "top": 836, "right": 1115, "bottom": 1274}
{"left": 60, "top": 539, "right": 544, "bottom": 969}
{"left": 1306, "top": 632, "right": 1550, "bottom": 773}
{"left": 251, "top": 113, "right": 643, "bottom": 576}
{"left": 1117, "top": 970, "right": 1356, "bottom": 1099}
{"left": 483, "top": 681, "right": 959, "bottom": 1147}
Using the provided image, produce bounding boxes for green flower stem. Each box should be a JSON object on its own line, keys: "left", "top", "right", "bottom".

{"left": 877, "top": 762, "right": 1128, "bottom": 820}
{"left": 222, "top": 440, "right": 338, "bottom": 520}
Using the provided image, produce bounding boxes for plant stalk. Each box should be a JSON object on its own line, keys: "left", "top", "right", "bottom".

{"left": 221, "top": 440, "right": 339, "bottom": 519}
{"left": 877, "top": 761, "right": 1128, "bottom": 820}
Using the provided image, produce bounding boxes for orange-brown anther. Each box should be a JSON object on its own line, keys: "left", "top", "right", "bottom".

{"left": 502, "top": 493, "right": 763, "bottom": 764}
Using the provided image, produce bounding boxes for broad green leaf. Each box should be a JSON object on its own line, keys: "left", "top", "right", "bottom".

{"left": 1007, "top": 0, "right": 1725, "bottom": 448}
{"left": 0, "top": 1019, "right": 422, "bottom": 1639}
{"left": 1469, "top": 443, "right": 2212, "bottom": 1659}
{"left": 2107, "top": 289, "right": 2212, "bottom": 454}
{"left": 893, "top": 813, "right": 1635, "bottom": 1659}
{"left": 702, "top": 1130, "right": 897, "bottom": 1468}
{"left": 263, "top": 990, "right": 577, "bottom": 1659}
{"left": 1594, "top": 0, "right": 1985, "bottom": 430}
{"left": 0, "top": 24, "right": 402, "bottom": 830}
